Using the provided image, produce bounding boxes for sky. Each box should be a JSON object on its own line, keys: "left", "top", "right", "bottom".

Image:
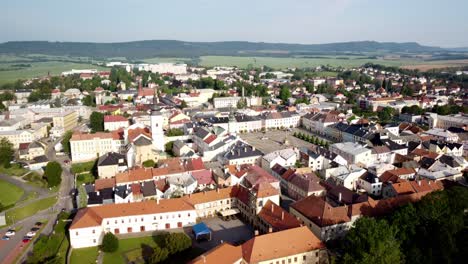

{"left": 1, "top": 0, "right": 467, "bottom": 47}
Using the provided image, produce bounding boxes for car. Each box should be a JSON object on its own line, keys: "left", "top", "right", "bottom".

{"left": 1, "top": 236, "right": 10, "bottom": 241}
{"left": 5, "top": 229, "right": 15, "bottom": 237}
{"left": 64, "top": 160, "right": 70, "bottom": 164}
{"left": 22, "top": 238, "right": 31, "bottom": 243}
{"left": 30, "top": 227, "right": 40, "bottom": 232}
{"left": 34, "top": 222, "right": 42, "bottom": 227}
{"left": 26, "top": 231, "right": 36, "bottom": 237}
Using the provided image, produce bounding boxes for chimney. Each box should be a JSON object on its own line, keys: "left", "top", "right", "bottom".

{"left": 96, "top": 191, "right": 100, "bottom": 196}
{"left": 156, "top": 198, "right": 160, "bottom": 204}
{"left": 254, "top": 230, "right": 259, "bottom": 236}
{"left": 418, "top": 180, "right": 421, "bottom": 186}
{"left": 338, "top": 192, "right": 342, "bottom": 202}
{"left": 271, "top": 203, "right": 274, "bottom": 213}
{"left": 268, "top": 227, "right": 273, "bottom": 233}
{"left": 281, "top": 211, "right": 284, "bottom": 220}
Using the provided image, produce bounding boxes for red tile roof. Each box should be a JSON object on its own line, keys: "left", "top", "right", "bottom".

{"left": 258, "top": 200, "right": 301, "bottom": 231}
{"left": 104, "top": 115, "right": 128, "bottom": 123}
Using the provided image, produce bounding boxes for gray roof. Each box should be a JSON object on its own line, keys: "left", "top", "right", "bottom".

{"left": 98, "top": 152, "right": 127, "bottom": 167}
{"left": 141, "top": 181, "right": 157, "bottom": 197}
{"left": 134, "top": 136, "right": 152, "bottom": 146}
{"left": 224, "top": 142, "right": 263, "bottom": 160}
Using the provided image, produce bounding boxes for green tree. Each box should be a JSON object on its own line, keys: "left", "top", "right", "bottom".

{"left": 82, "top": 95, "right": 96, "bottom": 107}
{"left": 150, "top": 244, "right": 169, "bottom": 263}
{"left": 101, "top": 232, "right": 119, "bottom": 253}
{"left": 179, "top": 100, "right": 188, "bottom": 109}
{"left": 43, "top": 161, "right": 63, "bottom": 187}
{"left": 61, "top": 130, "right": 73, "bottom": 155}
{"left": 378, "top": 107, "right": 394, "bottom": 123}
{"left": 279, "top": 86, "right": 291, "bottom": 103}
{"left": 89, "top": 112, "right": 104, "bottom": 132}
{"left": 164, "top": 233, "right": 192, "bottom": 255}
{"left": 166, "top": 128, "right": 184, "bottom": 137}
{"left": 342, "top": 217, "right": 402, "bottom": 264}
{"left": 142, "top": 159, "right": 156, "bottom": 168}
{"left": 165, "top": 142, "right": 174, "bottom": 156}
{"left": 0, "top": 138, "right": 14, "bottom": 168}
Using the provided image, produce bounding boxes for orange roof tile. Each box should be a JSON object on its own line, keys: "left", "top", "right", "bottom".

{"left": 241, "top": 226, "right": 324, "bottom": 263}
{"left": 258, "top": 200, "right": 301, "bottom": 231}
{"left": 94, "top": 178, "right": 116, "bottom": 191}
{"left": 189, "top": 243, "right": 242, "bottom": 264}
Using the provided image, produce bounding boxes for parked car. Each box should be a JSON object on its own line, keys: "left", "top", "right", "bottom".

{"left": 5, "top": 229, "right": 15, "bottom": 237}
{"left": 34, "top": 222, "right": 42, "bottom": 227}
{"left": 26, "top": 231, "right": 36, "bottom": 237}
{"left": 22, "top": 236, "right": 32, "bottom": 243}
{"left": 30, "top": 227, "right": 40, "bottom": 232}
{"left": 1, "top": 236, "right": 10, "bottom": 241}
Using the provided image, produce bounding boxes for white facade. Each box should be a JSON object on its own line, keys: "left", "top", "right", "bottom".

{"left": 151, "top": 110, "right": 165, "bottom": 151}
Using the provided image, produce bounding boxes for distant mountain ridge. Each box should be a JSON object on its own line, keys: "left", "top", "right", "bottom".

{"left": 0, "top": 40, "right": 446, "bottom": 59}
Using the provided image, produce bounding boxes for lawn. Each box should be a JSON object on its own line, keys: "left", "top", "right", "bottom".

{"left": 70, "top": 247, "right": 99, "bottom": 264}
{"left": 76, "top": 173, "right": 96, "bottom": 185}
{"left": 198, "top": 55, "right": 423, "bottom": 69}
{"left": 6, "top": 196, "right": 57, "bottom": 224}
{"left": 0, "top": 179, "right": 24, "bottom": 207}
{"left": 0, "top": 164, "right": 29, "bottom": 176}
{"left": 71, "top": 160, "right": 96, "bottom": 175}
{"left": 22, "top": 171, "right": 48, "bottom": 188}
{"left": 103, "top": 236, "right": 160, "bottom": 264}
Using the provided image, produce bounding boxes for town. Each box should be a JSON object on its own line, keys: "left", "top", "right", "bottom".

{"left": 0, "top": 59, "right": 466, "bottom": 264}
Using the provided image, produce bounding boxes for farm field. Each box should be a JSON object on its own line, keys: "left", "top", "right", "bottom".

{"left": 141, "top": 57, "right": 193, "bottom": 64}
{"left": 198, "top": 55, "right": 424, "bottom": 69}
{"left": 0, "top": 61, "right": 108, "bottom": 85}
{"left": 401, "top": 59, "right": 468, "bottom": 71}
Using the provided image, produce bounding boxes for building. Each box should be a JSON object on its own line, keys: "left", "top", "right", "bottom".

{"left": 52, "top": 111, "right": 78, "bottom": 137}
{"left": 329, "top": 142, "right": 372, "bottom": 166}
{"left": 104, "top": 115, "right": 129, "bottom": 131}
{"left": 70, "top": 132, "right": 123, "bottom": 163}
{"left": 189, "top": 226, "right": 325, "bottom": 264}
{"left": 213, "top": 97, "right": 242, "bottom": 108}
{"left": 0, "top": 130, "right": 34, "bottom": 149}
{"left": 97, "top": 152, "right": 128, "bottom": 179}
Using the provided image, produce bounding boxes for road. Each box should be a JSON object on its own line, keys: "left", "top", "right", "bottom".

{"left": 0, "top": 135, "right": 76, "bottom": 264}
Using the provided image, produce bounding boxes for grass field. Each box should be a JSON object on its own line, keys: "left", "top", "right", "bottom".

{"left": 198, "top": 55, "right": 423, "bottom": 69}
{"left": 6, "top": 196, "right": 57, "bottom": 224}
{"left": 70, "top": 247, "right": 99, "bottom": 264}
{"left": 0, "top": 179, "right": 24, "bottom": 207}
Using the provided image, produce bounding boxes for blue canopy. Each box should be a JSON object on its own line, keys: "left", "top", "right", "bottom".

{"left": 192, "top": 222, "right": 211, "bottom": 240}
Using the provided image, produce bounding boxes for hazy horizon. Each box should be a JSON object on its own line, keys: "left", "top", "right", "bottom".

{"left": 2, "top": 0, "right": 468, "bottom": 48}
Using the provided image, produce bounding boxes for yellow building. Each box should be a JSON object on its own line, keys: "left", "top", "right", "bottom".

{"left": 52, "top": 111, "right": 78, "bottom": 136}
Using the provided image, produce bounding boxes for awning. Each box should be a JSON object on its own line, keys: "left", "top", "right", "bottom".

{"left": 219, "top": 208, "right": 240, "bottom": 217}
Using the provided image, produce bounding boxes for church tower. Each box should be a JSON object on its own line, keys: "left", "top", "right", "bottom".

{"left": 151, "top": 106, "right": 165, "bottom": 152}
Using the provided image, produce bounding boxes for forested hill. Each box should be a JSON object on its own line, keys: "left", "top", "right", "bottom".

{"left": 0, "top": 40, "right": 443, "bottom": 59}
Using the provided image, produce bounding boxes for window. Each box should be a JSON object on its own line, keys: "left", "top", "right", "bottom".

{"left": 115, "top": 220, "right": 117, "bottom": 224}
{"left": 153, "top": 216, "right": 156, "bottom": 220}
{"left": 141, "top": 218, "right": 144, "bottom": 222}
{"left": 93, "top": 239, "right": 96, "bottom": 243}
{"left": 294, "top": 257, "right": 297, "bottom": 262}
{"left": 75, "top": 232, "right": 78, "bottom": 236}
{"left": 92, "top": 229, "right": 95, "bottom": 234}
{"left": 288, "top": 259, "right": 291, "bottom": 263}
{"left": 188, "top": 213, "right": 190, "bottom": 217}
{"left": 121, "top": 220, "right": 124, "bottom": 223}
{"left": 316, "top": 252, "right": 319, "bottom": 257}
{"left": 303, "top": 256, "right": 306, "bottom": 261}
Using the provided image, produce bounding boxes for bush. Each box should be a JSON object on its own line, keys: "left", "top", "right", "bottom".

{"left": 101, "top": 232, "right": 119, "bottom": 253}
{"left": 142, "top": 159, "right": 156, "bottom": 168}
{"left": 151, "top": 244, "right": 169, "bottom": 263}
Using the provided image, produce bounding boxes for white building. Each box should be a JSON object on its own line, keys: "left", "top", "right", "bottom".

{"left": 329, "top": 142, "right": 373, "bottom": 166}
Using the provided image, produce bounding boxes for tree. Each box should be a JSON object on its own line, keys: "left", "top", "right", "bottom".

{"left": 166, "top": 128, "right": 184, "bottom": 137}
{"left": 142, "top": 159, "right": 156, "bottom": 168}
{"left": 378, "top": 107, "right": 394, "bottom": 123}
{"left": 236, "top": 98, "right": 247, "bottom": 109}
{"left": 61, "top": 130, "right": 73, "bottom": 155}
{"left": 43, "top": 161, "right": 62, "bottom": 187}
{"left": 150, "top": 244, "right": 169, "bottom": 263}
{"left": 179, "top": 100, "right": 188, "bottom": 109}
{"left": 279, "top": 86, "right": 291, "bottom": 103}
{"left": 342, "top": 217, "right": 402, "bottom": 264}
{"left": 101, "top": 232, "right": 119, "bottom": 253}
{"left": 82, "top": 95, "right": 96, "bottom": 107}
{"left": 164, "top": 233, "right": 192, "bottom": 255}
{"left": 165, "top": 142, "right": 174, "bottom": 156}
{"left": 0, "top": 138, "right": 14, "bottom": 168}
{"left": 89, "top": 112, "right": 104, "bottom": 132}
